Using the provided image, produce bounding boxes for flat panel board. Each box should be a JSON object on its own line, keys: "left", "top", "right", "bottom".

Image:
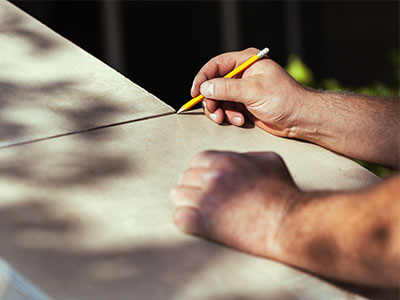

{"left": 0, "top": 111, "right": 383, "bottom": 300}
{"left": 0, "top": 1, "right": 173, "bottom": 148}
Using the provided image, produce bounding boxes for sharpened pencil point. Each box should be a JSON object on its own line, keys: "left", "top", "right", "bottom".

{"left": 177, "top": 106, "right": 186, "bottom": 114}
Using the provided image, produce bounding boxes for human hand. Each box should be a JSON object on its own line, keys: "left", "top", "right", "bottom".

{"left": 171, "top": 152, "right": 400, "bottom": 286}
{"left": 169, "top": 151, "right": 304, "bottom": 258}
{"left": 191, "top": 48, "right": 308, "bottom": 138}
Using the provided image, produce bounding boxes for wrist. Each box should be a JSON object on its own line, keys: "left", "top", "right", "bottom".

{"left": 268, "top": 190, "right": 333, "bottom": 263}
{"left": 291, "top": 88, "right": 328, "bottom": 143}
{"left": 266, "top": 190, "right": 317, "bottom": 260}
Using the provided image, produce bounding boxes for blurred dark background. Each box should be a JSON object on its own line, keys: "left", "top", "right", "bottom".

{"left": 11, "top": 1, "right": 399, "bottom": 110}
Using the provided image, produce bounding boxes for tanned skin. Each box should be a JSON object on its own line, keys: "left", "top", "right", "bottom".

{"left": 170, "top": 48, "right": 400, "bottom": 287}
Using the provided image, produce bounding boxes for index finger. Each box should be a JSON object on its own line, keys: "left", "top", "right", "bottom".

{"left": 190, "top": 47, "right": 259, "bottom": 98}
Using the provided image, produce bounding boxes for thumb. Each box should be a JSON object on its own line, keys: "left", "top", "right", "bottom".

{"left": 200, "top": 78, "right": 253, "bottom": 105}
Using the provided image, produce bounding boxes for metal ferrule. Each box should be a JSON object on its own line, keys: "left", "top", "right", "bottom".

{"left": 257, "top": 47, "right": 270, "bottom": 58}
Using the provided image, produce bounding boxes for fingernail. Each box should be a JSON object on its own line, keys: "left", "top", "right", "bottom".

{"left": 191, "top": 80, "right": 195, "bottom": 93}
{"left": 202, "top": 100, "right": 208, "bottom": 111}
{"left": 232, "top": 116, "right": 242, "bottom": 126}
{"left": 169, "top": 188, "right": 177, "bottom": 200}
{"left": 200, "top": 82, "right": 214, "bottom": 98}
{"left": 210, "top": 113, "right": 218, "bottom": 122}
{"left": 177, "top": 174, "right": 184, "bottom": 185}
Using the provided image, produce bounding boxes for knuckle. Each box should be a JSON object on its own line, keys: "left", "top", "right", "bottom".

{"left": 206, "top": 55, "right": 224, "bottom": 73}
{"left": 198, "top": 150, "right": 217, "bottom": 159}
{"left": 214, "top": 79, "right": 233, "bottom": 99}
{"left": 244, "top": 47, "right": 259, "bottom": 54}
{"left": 264, "top": 151, "right": 283, "bottom": 162}
{"left": 221, "top": 80, "right": 230, "bottom": 98}
{"left": 213, "top": 53, "right": 225, "bottom": 65}
{"left": 203, "top": 170, "right": 222, "bottom": 183}
{"left": 244, "top": 151, "right": 284, "bottom": 165}
{"left": 191, "top": 151, "right": 208, "bottom": 162}
{"left": 190, "top": 150, "right": 217, "bottom": 167}
{"left": 170, "top": 186, "right": 200, "bottom": 208}
{"left": 209, "top": 55, "right": 220, "bottom": 65}
{"left": 203, "top": 171, "right": 226, "bottom": 190}
{"left": 183, "top": 168, "right": 200, "bottom": 184}
{"left": 261, "top": 152, "right": 287, "bottom": 171}
{"left": 212, "top": 153, "right": 238, "bottom": 171}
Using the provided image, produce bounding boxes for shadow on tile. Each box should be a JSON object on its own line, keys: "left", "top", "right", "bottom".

{"left": 0, "top": 133, "right": 134, "bottom": 188}
{"left": 0, "top": 78, "right": 128, "bottom": 147}
{"left": 1, "top": 198, "right": 397, "bottom": 300}
{"left": 0, "top": 199, "right": 239, "bottom": 300}
{"left": 0, "top": 3, "right": 173, "bottom": 149}
{"left": 0, "top": 11, "right": 60, "bottom": 55}
{"left": 329, "top": 280, "right": 399, "bottom": 300}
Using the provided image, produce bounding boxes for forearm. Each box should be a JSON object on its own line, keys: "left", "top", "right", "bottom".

{"left": 274, "top": 175, "right": 400, "bottom": 287}
{"left": 296, "top": 89, "right": 400, "bottom": 169}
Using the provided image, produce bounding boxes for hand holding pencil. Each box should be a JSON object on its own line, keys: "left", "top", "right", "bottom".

{"left": 177, "top": 47, "right": 269, "bottom": 114}
{"left": 184, "top": 47, "right": 309, "bottom": 137}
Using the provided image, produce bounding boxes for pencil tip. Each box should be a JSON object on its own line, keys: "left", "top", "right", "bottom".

{"left": 177, "top": 107, "right": 186, "bottom": 114}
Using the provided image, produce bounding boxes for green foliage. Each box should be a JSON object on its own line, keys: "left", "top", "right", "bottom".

{"left": 357, "top": 83, "right": 392, "bottom": 97}
{"left": 285, "top": 54, "right": 399, "bottom": 178}
{"left": 390, "top": 49, "right": 400, "bottom": 84}
{"left": 354, "top": 160, "right": 394, "bottom": 179}
{"left": 286, "top": 55, "right": 314, "bottom": 86}
{"left": 320, "top": 78, "right": 343, "bottom": 92}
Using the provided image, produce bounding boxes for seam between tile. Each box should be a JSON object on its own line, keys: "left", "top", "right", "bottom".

{"left": 0, "top": 111, "right": 176, "bottom": 150}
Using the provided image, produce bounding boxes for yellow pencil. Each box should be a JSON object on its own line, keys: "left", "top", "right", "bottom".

{"left": 177, "top": 47, "right": 269, "bottom": 114}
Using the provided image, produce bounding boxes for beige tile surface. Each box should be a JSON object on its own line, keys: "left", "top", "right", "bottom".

{"left": 0, "top": 1, "right": 173, "bottom": 148}
{"left": 0, "top": 110, "right": 388, "bottom": 300}
{"left": 0, "top": 1, "right": 396, "bottom": 299}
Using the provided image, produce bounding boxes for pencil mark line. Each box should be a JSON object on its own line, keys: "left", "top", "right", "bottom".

{"left": 0, "top": 111, "right": 176, "bottom": 150}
